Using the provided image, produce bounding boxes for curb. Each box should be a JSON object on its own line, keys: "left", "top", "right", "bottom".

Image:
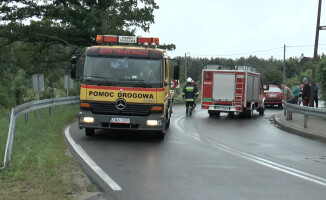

{"left": 274, "top": 114, "right": 326, "bottom": 143}
{"left": 63, "top": 125, "right": 121, "bottom": 199}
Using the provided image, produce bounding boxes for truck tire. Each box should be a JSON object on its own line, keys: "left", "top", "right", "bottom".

{"left": 166, "top": 105, "right": 172, "bottom": 129}
{"left": 155, "top": 131, "right": 165, "bottom": 140}
{"left": 208, "top": 110, "right": 220, "bottom": 117}
{"left": 228, "top": 112, "right": 234, "bottom": 118}
{"left": 241, "top": 109, "right": 252, "bottom": 118}
{"left": 85, "top": 128, "right": 95, "bottom": 137}
{"left": 258, "top": 105, "right": 265, "bottom": 115}
{"left": 156, "top": 123, "right": 166, "bottom": 140}
{"left": 166, "top": 112, "right": 170, "bottom": 129}
{"left": 247, "top": 110, "right": 253, "bottom": 118}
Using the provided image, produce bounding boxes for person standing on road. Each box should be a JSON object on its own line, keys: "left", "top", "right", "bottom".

{"left": 302, "top": 78, "right": 311, "bottom": 106}
{"left": 314, "top": 83, "right": 319, "bottom": 108}
{"left": 281, "top": 83, "right": 295, "bottom": 119}
{"left": 182, "top": 77, "right": 199, "bottom": 115}
{"left": 191, "top": 79, "right": 197, "bottom": 109}
{"left": 292, "top": 82, "right": 300, "bottom": 104}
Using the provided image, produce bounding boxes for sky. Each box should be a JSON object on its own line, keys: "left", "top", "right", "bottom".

{"left": 136, "top": 0, "right": 326, "bottom": 60}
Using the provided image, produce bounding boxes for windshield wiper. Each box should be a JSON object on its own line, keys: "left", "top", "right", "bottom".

{"left": 84, "top": 76, "right": 115, "bottom": 86}
{"left": 118, "top": 79, "right": 152, "bottom": 88}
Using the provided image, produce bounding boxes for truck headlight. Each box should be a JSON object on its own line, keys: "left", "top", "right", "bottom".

{"left": 83, "top": 117, "right": 94, "bottom": 124}
{"left": 147, "top": 120, "right": 162, "bottom": 126}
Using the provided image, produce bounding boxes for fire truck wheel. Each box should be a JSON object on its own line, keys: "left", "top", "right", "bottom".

{"left": 241, "top": 110, "right": 252, "bottom": 118}
{"left": 258, "top": 105, "right": 265, "bottom": 115}
{"left": 208, "top": 111, "right": 220, "bottom": 117}
{"left": 85, "top": 128, "right": 95, "bottom": 137}
{"left": 246, "top": 110, "right": 252, "bottom": 118}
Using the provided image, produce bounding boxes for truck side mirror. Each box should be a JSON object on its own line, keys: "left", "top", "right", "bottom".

{"left": 173, "top": 65, "right": 180, "bottom": 80}
{"left": 70, "top": 55, "right": 79, "bottom": 79}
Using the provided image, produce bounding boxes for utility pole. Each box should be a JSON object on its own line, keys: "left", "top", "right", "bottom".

{"left": 283, "top": 44, "right": 286, "bottom": 83}
{"left": 310, "top": 0, "right": 323, "bottom": 107}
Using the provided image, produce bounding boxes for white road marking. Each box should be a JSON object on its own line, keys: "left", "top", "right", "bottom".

{"left": 174, "top": 115, "right": 326, "bottom": 187}
{"left": 64, "top": 127, "right": 122, "bottom": 191}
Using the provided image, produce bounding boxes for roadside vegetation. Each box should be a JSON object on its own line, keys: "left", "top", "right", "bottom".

{"left": 0, "top": 0, "right": 325, "bottom": 198}
{"left": 0, "top": 110, "right": 10, "bottom": 167}
{"left": 175, "top": 55, "right": 326, "bottom": 102}
{"left": 0, "top": 106, "right": 97, "bottom": 200}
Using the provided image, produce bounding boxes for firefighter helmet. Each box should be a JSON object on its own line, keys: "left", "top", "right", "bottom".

{"left": 187, "top": 77, "right": 192, "bottom": 82}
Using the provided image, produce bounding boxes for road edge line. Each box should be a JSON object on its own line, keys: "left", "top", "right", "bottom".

{"left": 64, "top": 126, "right": 122, "bottom": 191}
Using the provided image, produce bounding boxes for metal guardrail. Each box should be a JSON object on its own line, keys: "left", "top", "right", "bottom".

{"left": 283, "top": 102, "right": 326, "bottom": 128}
{"left": 0, "top": 96, "right": 79, "bottom": 171}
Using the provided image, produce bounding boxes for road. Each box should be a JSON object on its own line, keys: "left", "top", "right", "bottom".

{"left": 68, "top": 105, "right": 326, "bottom": 200}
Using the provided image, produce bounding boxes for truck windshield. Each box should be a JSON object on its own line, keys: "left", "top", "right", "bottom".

{"left": 83, "top": 56, "right": 163, "bottom": 87}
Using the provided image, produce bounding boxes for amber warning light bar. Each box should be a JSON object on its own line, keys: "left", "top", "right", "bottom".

{"left": 96, "top": 35, "right": 159, "bottom": 45}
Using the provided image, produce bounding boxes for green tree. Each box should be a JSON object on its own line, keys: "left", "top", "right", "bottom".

{"left": 317, "top": 57, "right": 326, "bottom": 101}
{"left": 261, "top": 68, "right": 283, "bottom": 85}
{"left": 0, "top": 0, "right": 159, "bottom": 47}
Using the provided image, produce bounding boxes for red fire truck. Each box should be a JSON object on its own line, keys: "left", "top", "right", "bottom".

{"left": 201, "top": 65, "right": 265, "bottom": 117}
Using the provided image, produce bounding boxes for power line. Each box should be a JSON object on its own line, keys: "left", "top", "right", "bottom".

{"left": 191, "top": 46, "right": 283, "bottom": 57}
{"left": 189, "top": 43, "right": 326, "bottom": 58}
{"left": 287, "top": 43, "right": 326, "bottom": 48}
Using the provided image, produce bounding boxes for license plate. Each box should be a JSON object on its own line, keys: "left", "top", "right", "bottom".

{"left": 269, "top": 94, "right": 277, "bottom": 97}
{"left": 214, "top": 106, "right": 228, "bottom": 110}
{"left": 110, "top": 117, "right": 130, "bottom": 124}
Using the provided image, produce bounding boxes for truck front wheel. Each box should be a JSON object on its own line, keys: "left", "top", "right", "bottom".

{"left": 155, "top": 131, "right": 165, "bottom": 140}
{"left": 85, "top": 128, "right": 95, "bottom": 137}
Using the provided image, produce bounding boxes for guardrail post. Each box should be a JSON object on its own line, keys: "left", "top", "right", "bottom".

{"left": 304, "top": 114, "right": 308, "bottom": 128}
{"left": 25, "top": 113, "right": 28, "bottom": 123}
{"left": 49, "top": 107, "right": 52, "bottom": 116}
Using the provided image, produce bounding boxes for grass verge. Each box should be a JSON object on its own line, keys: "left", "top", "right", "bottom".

{"left": 0, "top": 112, "right": 10, "bottom": 167}
{"left": 0, "top": 105, "right": 97, "bottom": 200}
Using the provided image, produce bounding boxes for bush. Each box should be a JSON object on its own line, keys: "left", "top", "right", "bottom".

{"left": 317, "top": 58, "right": 326, "bottom": 101}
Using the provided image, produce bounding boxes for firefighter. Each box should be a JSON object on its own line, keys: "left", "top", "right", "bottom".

{"left": 182, "top": 77, "right": 199, "bottom": 115}
{"left": 191, "top": 79, "right": 197, "bottom": 109}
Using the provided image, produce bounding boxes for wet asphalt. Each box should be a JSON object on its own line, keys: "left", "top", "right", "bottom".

{"left": 68, "top": 105, "right": 326, "bottom": 200}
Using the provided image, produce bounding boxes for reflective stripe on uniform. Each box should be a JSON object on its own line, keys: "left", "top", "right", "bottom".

{"left": 186, "top": 86, "right": 194, "bottom": 92}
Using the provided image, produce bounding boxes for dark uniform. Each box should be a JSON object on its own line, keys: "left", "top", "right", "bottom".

{"left": 182, "top": 82, "right": 199, "bottom": 115}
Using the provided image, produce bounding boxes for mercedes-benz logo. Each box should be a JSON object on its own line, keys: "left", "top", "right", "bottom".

{"left": 115, "top": 99, "right": 126, "bottom": 110}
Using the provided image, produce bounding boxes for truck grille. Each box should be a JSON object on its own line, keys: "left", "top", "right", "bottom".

{"left": 90, "top": 102, "right": 151, "bottom": 116}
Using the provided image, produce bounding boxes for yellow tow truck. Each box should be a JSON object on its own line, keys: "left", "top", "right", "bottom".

{"left": 71, "top": 35, "right": 180, "bottom": 139}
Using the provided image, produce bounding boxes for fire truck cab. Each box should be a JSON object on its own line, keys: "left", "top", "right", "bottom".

{"left": 201, "top": 65, "right": 265, "bottom": 118}
{"left": 71, "top": 35, "right": 180, "bottom": 139}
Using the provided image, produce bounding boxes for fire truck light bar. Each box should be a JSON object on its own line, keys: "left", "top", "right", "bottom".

{"left": 96, "top": 35, "right": 159, "bottom": 45}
